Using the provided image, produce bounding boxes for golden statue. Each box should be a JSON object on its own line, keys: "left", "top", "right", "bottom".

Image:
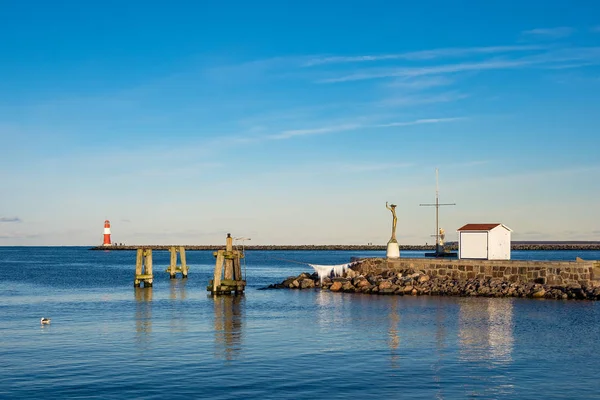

{"left": 386, "top": 201, "right": 397, "bottom": 243}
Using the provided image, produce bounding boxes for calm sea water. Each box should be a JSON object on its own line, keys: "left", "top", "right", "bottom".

{"left": 1, "top": 247, "right": 600, "bottom": 399}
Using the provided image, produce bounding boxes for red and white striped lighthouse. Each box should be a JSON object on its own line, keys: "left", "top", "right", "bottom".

{"left": 103, "top": 220, "right": 112, "bottom": 246}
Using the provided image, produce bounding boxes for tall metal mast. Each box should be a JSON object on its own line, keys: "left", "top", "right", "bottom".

{"left": 419, "top": 168, "right": 455, "bottom": 252}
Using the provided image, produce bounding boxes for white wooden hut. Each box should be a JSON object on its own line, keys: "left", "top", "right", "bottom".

{"left": 457, "top": 223, "right": 512, "bottom": 260}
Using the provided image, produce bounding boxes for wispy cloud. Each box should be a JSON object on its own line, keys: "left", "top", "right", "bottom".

{"left": 0, "top": 217, "right": 21, "bottom": 223}
{"left": 374, "top": 117, "right": 465, "bottom": 128}
{"left": 381, "top": 92, "right": 468, "bottom": 107}
{"left": 521, "top": 27, "right": 575, "bottom": 39}
{"left": 318, "top": 59, "right": 536, "bottom": 83}
{"left": 524, "top": 47, "right": 600, "bottom": 64}
{"left": 543, "top": 62, "right": 595, "bottom": 70}
{"left": 269, "top": 123, "right": 361, "bottom": 139}
{"left": 387, "top": 76, "right": 454, "bottom": 90}
{"left": 318, "top": 47, "right": 600, "bottom": 84}
{"left": 592, "top": 26, "right": 600, "bottom": 33}
{"left": 268, "top": 117, "right": 465, "bottom": 140}
{"left": 303, "top": 45, "right": 542, "bottom": 66}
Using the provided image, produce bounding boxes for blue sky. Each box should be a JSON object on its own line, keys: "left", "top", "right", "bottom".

{"left": 1, "top": 0, "right": 599, "bottom": 245}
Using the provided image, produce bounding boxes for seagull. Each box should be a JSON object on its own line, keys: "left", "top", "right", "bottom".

{"left": 40, "top": 318, "right": 51, "bottom": 325}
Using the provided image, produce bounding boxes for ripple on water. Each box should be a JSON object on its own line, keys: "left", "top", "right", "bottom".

{"left": 1, "top": 248, "right": 600, "bottom": 399}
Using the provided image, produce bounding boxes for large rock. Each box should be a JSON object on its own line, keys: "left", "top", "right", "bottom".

{"left": 300, "top": 279, "right": 315, "bottom": 289}
{"left": 360, "top": 285, "right": 373, "bottom": 293}
{"left": 378, "top": 280, "right": 393, "bottom": 290}
{"left": 356, "top": 278, "right": 371, "bottom": 288}
{"left": 367, "top": 276, "right": 380, "bottom": 285}
{"left": 282, "top": 277, "right": 296, "bottom": 287}
{"left": 330, "top": 281, "right": 343, "bottom": 292}
{"left": 418, "top": 275, "right": 430, "bottom": 283}
{"left": 532, "top": 288, "right": 546, "bottom": 298}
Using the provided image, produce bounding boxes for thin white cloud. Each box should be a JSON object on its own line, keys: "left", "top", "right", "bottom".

{"left": 319, "top": 47, "right": 600, "bottom": 84}
{"left": 303, "top": 45, "right": 542, "bottom": 66}
{"left": 319, "top": 59, "right": 536, "bottom": 83}
{"left": 387, "top": 76, "right": 454, "bottom": 90}
{"left": 521, "top": 27, "right": 575, "bottom": 39}
{"left": 374, "top": 117, "right": 465, "bottom": 128}
{"left": 381, "top": 92, "right": 468, "bottom": 107}
{"left": 592, "top": 26, "right": 600, "bottom": 33}
{"left": 268, "top": 117, "right": 465, "bottom": 140}
{"left": 524, "top": 47, "right": 600, "bottom": 64}
{"left": 543, "top": 62, "right": 595, "bottom": 70}
{"left": 269, "top": 123, "right": 361, "bottom": 139}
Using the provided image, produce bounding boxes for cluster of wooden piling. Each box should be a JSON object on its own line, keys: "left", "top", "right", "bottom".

{"left": 167, "top": 246, "right": 188, "bottom": 279}
{"left": 134, "top": 248, "right": 154, "bottom": 287}
{"left": 208, "top": 233, "right": 246, "bottom": 295}
{"left": 134, "top": 246, "right": 188, "bottom": 287}
{"left": 132, "top": 235, "right": 246, "bottom": 296}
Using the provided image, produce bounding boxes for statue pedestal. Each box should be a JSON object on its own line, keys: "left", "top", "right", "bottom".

{"left": 387, "top": 240, "right": 400, "bottom": 259}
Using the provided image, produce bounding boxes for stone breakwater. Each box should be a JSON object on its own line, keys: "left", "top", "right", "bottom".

{"left": 265, "top": 258, "right": 600, "bottom": 300}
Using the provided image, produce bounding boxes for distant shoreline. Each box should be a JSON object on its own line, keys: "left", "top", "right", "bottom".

{"left": 90, "top": 243, "right": 600, "bottom": 251}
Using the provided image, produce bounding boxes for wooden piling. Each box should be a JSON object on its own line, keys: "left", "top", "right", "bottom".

{"left": 224, "top": 234, "right": 233, "bottom": 280}
{"left": 233, "top": 257, "right": 242, "bottom": 281}
{"left": 169, "top": 246, "right": 177, "bottom": 279}
{"left": 144, "top": 249, "right": 153, "bottom": 286}
{"left": 213, "top": 250, "right": 225, "bottom": 291}
{"left": 134, "top": 248, "right": 143, "bottom": 287}
{"left": 134, "top": 248, "right": 154, "bottom": 287}
{"left": 180, "top": 246, "right": 188, "bottom": 278}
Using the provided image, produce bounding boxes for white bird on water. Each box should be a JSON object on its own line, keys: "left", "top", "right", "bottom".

{"left": 40, "top": 318, "right": 51, "bottom": 325}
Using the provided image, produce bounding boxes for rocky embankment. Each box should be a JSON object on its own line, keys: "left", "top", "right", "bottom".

{"left": 265, "top": 259, "right": 600, "bottom": 300}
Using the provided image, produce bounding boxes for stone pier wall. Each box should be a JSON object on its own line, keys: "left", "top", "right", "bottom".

{"left": 356, "top": 258, "right": 600, "bottom": 287}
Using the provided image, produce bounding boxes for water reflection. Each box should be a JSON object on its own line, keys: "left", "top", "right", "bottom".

{"left": 315, "top": 290, "right": 339, "bottom": 332}
{"left": 387, "top": 299, "right": 400, "bottom": 369}
{"left": 169, "top": 279, "right": 188, "bottom": 333}
{"left": 213, "top": 295, "right": 244, "bottom": 360}
{"left": 457, "top": 298, "right": 515, "bottom": 397}
{"left": 433, "top": 305, "right": 449, "bottom": 400}
{"left": 458, "top": 298, "right": 514, "bottom": 364}
{"left": 134, "top": 287, "right": 153, "bottom": 345}
{"left": 487, "top": 300, "right": 514, "bottom": 362}
{"left": 169, "top": 278, "right": 188, "bottom": 301}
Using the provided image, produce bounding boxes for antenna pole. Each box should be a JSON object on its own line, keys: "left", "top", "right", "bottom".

{"left": 419, "top": 168, "right": 455, "bottom": 253}
{"left": 435, "top": 168, "right": 439, "bottom": 248}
